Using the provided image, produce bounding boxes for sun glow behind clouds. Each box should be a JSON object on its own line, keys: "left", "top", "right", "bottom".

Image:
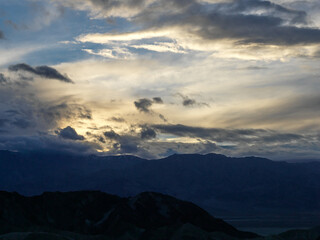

{"left": 1, "top": 0, "right": 320, "bottom": 159}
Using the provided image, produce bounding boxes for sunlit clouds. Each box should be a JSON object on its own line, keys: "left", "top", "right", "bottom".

{"left": 1, "top": 0, "right": 320, "bottom": 159}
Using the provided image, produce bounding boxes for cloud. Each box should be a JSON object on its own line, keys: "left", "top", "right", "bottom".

{"left": 0, "top": 69, "right": 92, "bottom": 140}
{"left": 152, "top": 123, "right": 305, "bottom": 144}
{"left": 134, "top": 97, "right": 163, "bottom": 113}
{"left": 115, "top": 137, "right": 139, "bottom": 154}
{"left": 219, "top": 95, "right": 320, "bottom": 129}
{"left": 159, "top": 114, "right": 167, "bottom": 122}
{"left": 53, "top": 0, "right": 149, "bottom": 19}
{"left": 77, "top": 30, "right": 172, "bottom": 43}
{"left": 134, "top": 97, "right": 167, "bottom": 121}
{"left": 9, "top": 63, "right": 73, "bottom": 83}
{"left": 136, "top": 0, "right": 320, "bottom": 46}
{"left": 93, "top": 125, "right": 220, "bottom": 158}
{"left": 225, "top": 0, "right": 308, "bottom": 25}
{"left": 57, "top": 126, "right": 85, "bottom": 140}
{"left": 131, "top": 42, "right": 186, "bottom": 53}
{"left": 0, "top": 45, "right": 45, "bottom": 67}
{"left": 101, "top": 129, "right": 142, "bottom": 155}
{"left": 134, "top": 98, "right": 153, "bottom": 113}
{"left": 152, "top": 97, "right": 163, "bottom": 104}
{"left": 2, "top": 101, "right": 92, "bottom": 132}
{"left": 83, "top": 48, "right": 134, "bottom": 60}
{"left": 73, "top": 0, "right": 320, "bottom": 61}
{"left": 40, "top": 103, "right": 92, "bottom": 122}
{"left": 182, "top": 96, "right": 196, "bottom": 107}
{"left": 140, "top": 126, "right": 157, "bottom": 139}
{"left": 103, "top": 130, "right": 120, "bottom": 140}
{"left": 178, "top": 94, "right": 209, "bottom": 107}
{"left": 75, "top": 120, "right": 320, "bottom": 159}
{"left": 0, "top": 134, "right": 97, "bottom": 154}
{"left": 109, "top": 117, "right": 126, "bottom": 123}
{"left": 0, "top": 30, "right": 4, "bottom": 39}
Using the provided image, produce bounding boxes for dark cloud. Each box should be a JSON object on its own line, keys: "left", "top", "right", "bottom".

{"left": 98, "top": 126, "right": 154, "bottom": 156}
{"left": 0, "top": 30, "right": 4, "bottom": 39}
{"left": 132, "top": 0, "right": 320, "bottom": 46}
{"left": 153, "top": 97, "right": 163, "bottom": 104}
{"left": 98, "top": 136, "right": 106, "bottom": 143}
{"left": 104, "top": 133, "right": 141, "bottom": 155}
{"left": 57, "top": 126, "right": 85, "bottom": 141}
{"left": 134, "top": 97, "right": 167, "bottom": 121}
{"left": 33, "top": 66, "right": 73, "bottom": 83}
{"left": 116, "top": 138, "right": 139, "bottom": 153}
{"left": 182, "top": 97, "right": 196, "bottom": 107}
{"left": 153, "top": 0, "right": 320, "bottom": 46}
{"left": 0, "top": 134, "right": 97, "bottom": 154}
{"left": 134, "top": 97, "right": 164, "bottom": 113}
{"left": 9, "top": 63, "right": 73, "bottom": 83}
{"left": 62, "top": 0, "right": 320, "bottom": 47}
{"left": 134, "top": 98, "right": 153, "bottom": 113}
{"left": 221, "top": 15, "right": 320, "bottom": 46}
{"left": 141, "top": 127, "right": 157, "bottom": 139}
{"left": 225, "top": 0, "right": 307, "bottom": 25}
{"left": 109, "top": 117, "right": 126, "bottom": 123}
{"left": 104, "top": 130, "right": 120, "bottom": 140}
{"left": 159, "top": 114, "right": 167, "bottom": 122}
{"left": 9, "top": 63, "right": 35, "bottom": 73}
{"left": 0, "top": 71, "right": 92, "bottom": 154}
{"left": 178, "top": 94, "right": 209, "bottom": 107}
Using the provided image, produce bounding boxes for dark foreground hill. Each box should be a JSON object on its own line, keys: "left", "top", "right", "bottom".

{"left": 0, "top": 191, "right": 319, "bottom": 240}
{"left": 1, "top": 151, "right": 320, "bottom": 227}
{"left": 0, "top": 190, "right": 258, "bottom": 240}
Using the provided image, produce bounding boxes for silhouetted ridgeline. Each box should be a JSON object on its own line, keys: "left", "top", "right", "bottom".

{"left": 0, "top": 190, "right": 258, "bottom": 240}
{"left": 0, "top": 191, "right": 320, "bottom": 240}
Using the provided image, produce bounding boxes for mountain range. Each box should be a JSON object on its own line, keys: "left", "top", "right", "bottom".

{"left": 1, "top": 150, "right": 320, "bottom": 228}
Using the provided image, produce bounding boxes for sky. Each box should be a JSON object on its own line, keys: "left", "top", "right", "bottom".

{"left": 1, "top": 0, "right": 320, "bottom": 160}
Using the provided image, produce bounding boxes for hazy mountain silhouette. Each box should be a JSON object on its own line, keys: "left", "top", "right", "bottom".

{"left": 1, "top": 151, "right": 320, "bottom": 228}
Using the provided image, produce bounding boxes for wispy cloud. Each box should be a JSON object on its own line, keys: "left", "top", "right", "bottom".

{"left": 9, "top": 63, "right": 73, "bottom": 83}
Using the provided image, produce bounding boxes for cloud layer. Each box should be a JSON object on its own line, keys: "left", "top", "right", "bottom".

{"left": 70, "top": 0, "right": 320, "bottom": 60}
{"left": 1, "top": 1, "right": 320, "bottom": 159}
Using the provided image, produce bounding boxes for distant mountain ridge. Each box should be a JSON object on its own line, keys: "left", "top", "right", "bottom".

{"left": 0, "top": 150, "right": 320, "bottom": 228}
